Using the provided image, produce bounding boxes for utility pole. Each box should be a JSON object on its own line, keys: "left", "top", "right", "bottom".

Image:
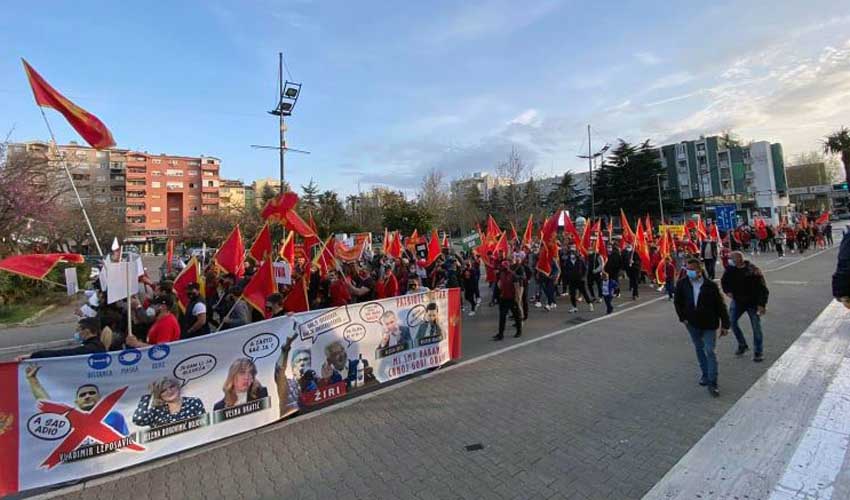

{"left": 656, "top": 173, "right": 665, "bottom": 224}
{"left": 587, "top": 124, "right": 594, "bottom": 220}
{"left": 278, "top": 53, "right": 285, "bottom": 193}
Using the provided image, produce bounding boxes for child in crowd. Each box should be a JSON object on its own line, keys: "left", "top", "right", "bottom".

{"left": 600, "top": 272, "right": 617, "bottom": 315}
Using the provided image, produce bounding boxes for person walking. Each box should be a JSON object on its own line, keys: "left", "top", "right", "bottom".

{"left": 586, "top": 247, "right": 604, "bottom": 302}
{"left": 600, "top": 271, "right": 616, "bottom": 314}
{"left": 826, "top": 222, "right": 834, "bottom": 246}
{"left": 774, "top": 230, "right": 786, "bottom": 259}
{"left": 604, "top": 244, "right": 623, "bottom": 297}
{"left": 701, "top": 238, "right": 719, "bottom": 280}
{"left": 674, "top": 258, "right": 731, "bottom": 397}
{"left": 563, "top": 248, "right": 593, "bottom": 313}
{"left": 492, "top": 258, "right": 522, "bottom": 341}
{"left": 721, "top": 251, "right": 769, "bottom": 362}
{"left": 623, "top": 244, "right": 641, "bottom": 300}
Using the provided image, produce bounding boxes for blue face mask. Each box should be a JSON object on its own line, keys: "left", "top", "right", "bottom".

{"left": 686, "top": 269, "right": 699, "bottom": 280}
{"left": 73, "top": 331, "right": 82, "bottom": 343}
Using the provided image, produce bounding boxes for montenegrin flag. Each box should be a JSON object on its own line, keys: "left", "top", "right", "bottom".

{"left": 22, "top": 59, "right": 116, "bottom": 150}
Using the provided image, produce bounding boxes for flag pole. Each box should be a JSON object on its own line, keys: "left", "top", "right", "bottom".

{"left": 37, "top": 108, "right": 104, "bottom": 256}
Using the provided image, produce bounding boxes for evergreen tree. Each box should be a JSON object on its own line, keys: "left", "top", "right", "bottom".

{"left": 300, "top": 178, "right": 320, "bottom": 214}
{"left": 592, "top": 140, "right": 670, "bottom": 217}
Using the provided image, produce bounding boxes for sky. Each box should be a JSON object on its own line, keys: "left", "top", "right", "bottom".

{"left": 2, "top": 1, "right": 850, "bottom": 197}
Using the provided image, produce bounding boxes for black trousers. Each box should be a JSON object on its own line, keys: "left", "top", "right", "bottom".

{"left": 587, "top": 273, "right": 602, "bottom": 299}
{"left": 521, "top": 285, "right": 529, "bottom": 320}
{"left": 498, "top": 298, "right": 522, "bottom": 337}
{"left": 627, "top": 269, "right": 640, "bottom": 298}
{"left": 703, "top": 258, "right": 716, "bottom": 280}
{"left": 569, "top": 280, "right": 592, "bottom": 307}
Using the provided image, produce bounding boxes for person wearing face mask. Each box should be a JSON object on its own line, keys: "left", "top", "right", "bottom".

{"left": 604, "top": 244, "right": 623, "bottom": 297}
{"left": 16, "top": 317, "right": 105, "bottom": 360}
{"left": 586, "top": 244, "right": 604, "bottom": 302}
{"left": 563, "top": 248, "right": 593, "bottom": 313}
{"left": 674, "top": 259, "right": 731, "bottom": 397}
{"left": 181, "top": 282, "right": 210, "bottom": 339}
{"left": 493, "top": 258, "right": 522, "bottom": 340}
{"left": 721, "top": 251, "right": 768, "bottom": 362}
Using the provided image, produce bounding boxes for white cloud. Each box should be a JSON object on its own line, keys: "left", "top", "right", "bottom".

{"left": 634, "top": 51, "right": 661, "bottom": 65}
{"left": 508, "top": 109, "right": 541, "bottom": 127}
{"left": 647, "top": 72, "right": 695, "bottom": 91}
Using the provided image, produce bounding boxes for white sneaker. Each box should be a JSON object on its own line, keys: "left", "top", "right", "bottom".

{"left": 476, "top": 297, "right": 481, "bottom": 304}
{"left": 551, "top": 303, "right": 558, "bottom": 309}
{"left": 560, "top": 292, "right": 568, "bottom": 297}
{"left": 468, "top": 311, "right": 476, "bottom": 317}
{"left": 544, "top": 304, "right": 551, "bottom": 311}
{"left": 588, "top": 303, "right": 594, "bottom": 312}
{"left": 534, "top": 301, "right": 542, "bottom": 308}
{"left": 569, "top": 307, "right": 577, "bottom": 313}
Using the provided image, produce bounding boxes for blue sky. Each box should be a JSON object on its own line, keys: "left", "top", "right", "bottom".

{"left": 2, "top": 1, "right": 850, "bottom": 196}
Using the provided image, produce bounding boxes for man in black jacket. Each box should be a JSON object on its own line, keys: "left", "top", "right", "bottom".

{"left": 721, "top": 251, "right": 769, "bottom": 362}
{"left": 701, "top": 238, "right": 719, "bottom": 280}
{"left": 562, "top": 249, "right": 593, "bottom": 313}
{"left": 16, "top": 317, "right": 105, "bottom": 360}
{"left": 622, "top": 244, "right": 642, "bottom": 300}
{"left": 675, "top": 258, "right": 731, "bottom": 397}
{"left": 604, "top": 244, "right": 623, "bottom": 297}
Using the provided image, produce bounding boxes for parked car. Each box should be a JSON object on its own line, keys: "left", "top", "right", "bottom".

{"left": 833, "top": 208, "right": 850, "bottom": 221}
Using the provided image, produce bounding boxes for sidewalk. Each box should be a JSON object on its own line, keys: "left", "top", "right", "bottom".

{"left": 646, "top": 301, "right": 850, "bottom": 500}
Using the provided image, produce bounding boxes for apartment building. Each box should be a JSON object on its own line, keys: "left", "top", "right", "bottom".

{"left": 450, "top": 172, "right": 513, "bottom": 201}
{"left": 657, "top": 136, "right": 789, "bottom": 223}
{"left": 124, "top": 152, "right": 220, "bottom": 249}
{"left": 219, "top": 179, "right": 248, "bottom": 210}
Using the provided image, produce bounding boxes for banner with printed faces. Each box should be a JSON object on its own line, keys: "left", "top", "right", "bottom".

{"left": 0, "top": 289, "right": 461, "bottom": 496}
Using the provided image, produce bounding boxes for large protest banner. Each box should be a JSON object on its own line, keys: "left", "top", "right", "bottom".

{"left": 0, "top": 289, "right": 461, "bottom": 495}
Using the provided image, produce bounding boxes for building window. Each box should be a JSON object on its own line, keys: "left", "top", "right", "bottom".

{"left": 151, "top": 170, "right": 161, "bottom": 176}
{"left": 152, "top": 219, "right": 161, "bottom": 224}
{"left": 169, "top": 160, "right": 179, "bottom": 166}
{"left": 207, "top": 181, "right": 214, "bottom": 187}
{"left": 151, "top": 181, "right": 161, "bottom": 188}
{"left": 192, "top": 206, "right": 198, "bottom": 212}
{"left": 189, "top": 183, "right": 195, "bottom": 188}
{"left": 166, "top": 182, "right": 184, "bottom": 189}
{"left": 152, "top": 159, "right": 162, "bottom": 164}
{"left": 151, "top": 206, "right": 161, "bottom": 213}
{"left": 166, "top": 169, "right": 183, "bottom": 176}
{"left": 151, "top": 194, "right": 161, "bottom": 199}
{"left": 206, "top": 159, "right": 215, "bottom": 165}
{"left": 96, "top": 151, "right": 107, "bottom": 158}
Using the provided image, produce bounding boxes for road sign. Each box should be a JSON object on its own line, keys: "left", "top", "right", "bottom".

{"left": 714, "top": 204, "right": 737, "bottom": 231}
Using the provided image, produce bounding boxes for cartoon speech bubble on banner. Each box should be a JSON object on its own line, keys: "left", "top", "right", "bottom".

{"left": 242, "top": 333, "right": 280, "bottom": 362}
{"left": 299, "top": 307, "right": 352, "bottom": 344}
{"left": 360, "top": 303, "right": 384, "bottom": 323}
{"left": 173, "top": 354, "right": 217, "bottom": 387}
{"left": 342, "top": 324, "right": 367, "bottom": 347}
{"left": 27, "top": 413, "right": 71, "bottom": 441}
{"left": 407, "top": 304, "right": 427, "bottom": 327}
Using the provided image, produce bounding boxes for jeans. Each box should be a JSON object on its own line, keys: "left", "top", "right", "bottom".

{"left": 665, "top": 280, "right": 675, "bottom": 299}
{"left": 686, "top": 325, "right": 718, "bottom": 386}
{"left": 569, "top": 280, "right": 591, "bottom": 307}
{"left": 587, "top": 273, "right": 602, "bottom": 299}
{"left": 730, "top": 300, "right": 763, "bottom": 354}
{"left": 603, "top": 295, "right": 613, "bottom": 314}
{"left": 543, "top": 276, "right": 557, "bottom": 305}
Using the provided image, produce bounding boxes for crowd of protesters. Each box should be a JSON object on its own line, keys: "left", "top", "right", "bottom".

{"left": 16, "top": 211, "right": 835, "bottom": 400}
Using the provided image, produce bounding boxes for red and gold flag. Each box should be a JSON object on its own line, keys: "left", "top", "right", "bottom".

{"left": 248, "top": 222, "right": 272, "bottom": 263}
{"left": 282, "top": 274, "right": 310, "bottom": 313}
{"left": 388, "top": 231, "right": 403, "bottom": 259}
{"left": 426, "top": 229, "right": 441, "bottom": 266}
{"left": 407, "top": 229, "right": 419, "bottom": 250}
{"left": 278, "top": 231, "right": 295, "bottom": 267}
{"left": 522, "top": 215, "right": 534, "bottom": 247}
{"left": 620, "top": 209, "right": 635, "bottom": 249}
{"left": 214, "top": 225, "right": 244, "bottom": 277}
{"left": 536, "top": 241, "right": 552, "bottom": 277}
{"left": 486, "top": 215, "right": 501, "bottom": 240}
{"left": 242, "top": 258, "right": 276, "bottom": 318}
{"left": 442, "top": 233, "right": 450, "bottom": 249}
{"left": 509, "top": 223, "right": 519, "bottom": 243}
{"left": 173, "top": 257, "right": 201, "bottom": 312}
{"left": 22, "top": 59, "right": 115, "bottom": 149}
{"left": 0, "top": 253, "right": 83, "bottom": 281}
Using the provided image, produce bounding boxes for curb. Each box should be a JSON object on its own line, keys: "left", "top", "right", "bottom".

{"left": 0, "top": 305, "right": 56, "bottom": 330}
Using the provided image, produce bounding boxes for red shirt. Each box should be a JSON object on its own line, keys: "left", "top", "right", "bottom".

{"left": 147, "top": 313, "right": 181, "bottom": 344}
{"left": 329, "top": 279, "right": 351, "bottom": 307}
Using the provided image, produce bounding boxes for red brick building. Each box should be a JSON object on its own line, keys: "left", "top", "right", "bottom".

{"left": 124, "top": 152, "right": 220, "bottom": 251}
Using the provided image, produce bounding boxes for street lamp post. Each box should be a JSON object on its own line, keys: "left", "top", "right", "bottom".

{"left": 656, "top": 173, "right": 665, "bottom": 224}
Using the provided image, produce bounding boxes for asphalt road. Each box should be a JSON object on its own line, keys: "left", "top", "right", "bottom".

{"left": 17, "top": 242, "right": 841, "bottom": 500}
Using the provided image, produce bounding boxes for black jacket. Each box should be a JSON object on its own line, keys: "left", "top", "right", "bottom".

{"left": 833, "top": 231, "right": 850, "bottom": 299}
{"left": 604, "top": 250, "right": 623, "bottom": 275}
{"left": 562, "top": 256, "right": 586, "bottom": 282}
{"left": 674, "top": 277, "right": 731, "bottom": 330}
{"left": 30, "top": 336, "right": 106, "bottom": 359}
{"left": 721, "top": 262, "right": 769, "bottom": 307}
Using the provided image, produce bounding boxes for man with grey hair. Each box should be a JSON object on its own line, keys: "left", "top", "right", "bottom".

{"left": 721, "top": 251, "right": 769, "bottom": 362}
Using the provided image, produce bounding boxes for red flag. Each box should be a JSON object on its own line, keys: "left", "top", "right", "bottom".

{"left": 754, "top": 217, "right": 768, "bottom": 240}
{"left": 620, "top": 209, "right": 635, "bottom": 245}
{"left": 165, "top": 239, "right": 174, "bottom": 274}
{"left": 541, "top": 211, "right": 560, "bottom": 248}
{"left": 304, "top": 214, "right": 321, "bottom": 251}
{"left": 313, "top": 237, "right": 337, "bottom": 277}
{"left": 493, "top": 231, "right": 508, "bottom": 258}
{"left": 278, "top": 231, "right": 295, "bottom": 267}
{"left": 509, "top": 223, "right": 519, "bottom": 243}
{"left": 426, "top": 229, "right": 441, "bottom": 266}
{"left": 442, "top": 233, "right": 450, "bottom": 249}
{"left": 22, "top": 59, "right": 115, "bottom": 149}
{"left": 595, "top": 223, "right": 608, "bottom": 261}
{"left": 173, "top": 257, "right": 201, "bottom": 312}
{"left": 709, "top": 223, "right": 721, "bottom": 242}
{"left": 242, "top": 258, "right": 276, "bottom": 318}
{"left": 536, "top": 241, "right": 552, "bottom": 277}
{"left": 407, "top": 229, "right": 420, "bottom": 250}
{"left": 522, "top": 215, "right": 534, "bottom": 247}
{"left": 248, "top": 222, "right": 272, "bottom": 263}
{"left": 563, "top": 214, "right": 582, "bottom": 250}
{"left": 655, "top": 260, "right": 667, "bottom": 284}
{"left": 816, "top": 212, "right": 830, "bottom": 225}
{"left": 645, "top": 214, "right": 653, "bottom": 239}
{"left": 486, "top": 215, "right": 501, "bottom": 239}
{"left": 261, "top": 191, "right": 299, "bottom": 221}
{"left": 282, "top": 274, "right": 310, "bottom": 313}
{"left": 382, "top": 228, "right": 390, "bottom": 254}
{"left": 696, "top": 216, "right": 708, "bottom": 242}
{"left": 389, "top": 231, "right": 403, "bottom": 259}
{"left": 635, "top": 221, "right": 651, "bottom": 273}
{"left": 658, "top": 228, "right": 670, "bottom": 258}
{"left": 0, "top": 253, "right": 83, "bottom": 281}
{"left": 214, "top": 225, "right": 245, "bottom": 277}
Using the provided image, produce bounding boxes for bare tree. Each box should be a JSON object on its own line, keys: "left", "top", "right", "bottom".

{"left": 793, "top": 150, "right": 843, "bottom": 183}
{"left": 417, "top": 168, "right": 450, "bottom": 229}
{"left": 496, "top": 147, "right": 532, "bottom": 227}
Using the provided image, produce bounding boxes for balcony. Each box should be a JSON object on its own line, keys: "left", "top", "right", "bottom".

{"left": 201, "top": 186, "right": 218, "bottom": 193}
{"left": 201, "top": 163, "right": 218, "bottom": 171}
{"left": 126, "top": 191, "right": 146, "bottom": 198}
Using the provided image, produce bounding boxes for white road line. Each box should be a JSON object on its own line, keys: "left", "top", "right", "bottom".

{"left": 31, "top": 241, "right": 837, "bottom": 499}
{"left": 0, "top": 339, "right": 73, "bottom": 354}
